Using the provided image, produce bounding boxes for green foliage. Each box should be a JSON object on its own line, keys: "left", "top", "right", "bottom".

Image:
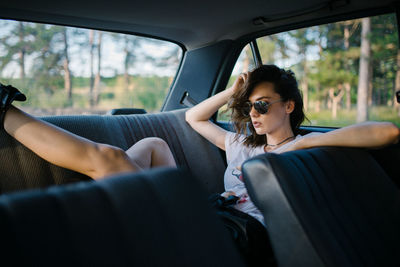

{"left": 310, "top": 48, "right": 358, "bottom": 87}
{"left": 72, "top": 77, "right": 90, "bottom": 88}
{"left": 99, "top": 92, "right": 115, "bottom": 101}
{"left": 257, "top": 37, "right": 276, "bottom": 63}
{"left": 131, "top": 75, "right": 170, "bottom": 111}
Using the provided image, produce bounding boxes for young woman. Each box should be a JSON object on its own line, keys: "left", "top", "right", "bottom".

{"left": 0, "top": 84, "right": 176, "bottom": 180}
{"left": 185, "top": 64, "right": 400, "bottom": 224}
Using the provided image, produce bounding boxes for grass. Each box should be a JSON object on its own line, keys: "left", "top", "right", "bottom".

{"left": 306, "top": 107, "right": 400, "bottom": 127}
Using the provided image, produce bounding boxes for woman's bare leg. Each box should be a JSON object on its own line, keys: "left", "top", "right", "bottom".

{"left": 125, "top": 137, "right": 176, "bottom": 170}
{"left": 4, "top": 106, "right": 140, "bottom": 180}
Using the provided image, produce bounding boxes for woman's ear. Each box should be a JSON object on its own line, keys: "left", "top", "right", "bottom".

{"left": 286, "top": 100, "right": 295, "bottom": 114}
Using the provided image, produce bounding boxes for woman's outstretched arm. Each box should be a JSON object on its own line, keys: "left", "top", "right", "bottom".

{"left": 288, "top": 121, "right": 400, "bottom": 151}
{"left": 185, "top": 73, "right": 248, "bottom": 151}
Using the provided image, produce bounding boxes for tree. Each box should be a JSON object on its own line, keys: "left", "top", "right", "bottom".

{"left": 93, "top": 31, "right": 103, "bottom": 105}
{"left": 342, "top": 20, "right": 360, "bottom": 110}
{"left": 313, "top": 25, "right": 328, "bottom": 112}
{"left": 369, "top": 14, "right": 398, "bottom": 112}
{"left": 123, "top": 35, "right": 139, "bottom": 93}
{"left": 328, "top": 85, "right": 345, "bottom": 118}
{"left": 89, "top": 30, "right": 95, "bottom": 107}
{"left": 62, "top": 27, "right": 72, "bottom": 101}
{"left": 289, "top": 28, "right": 315, "bottom": 111}
{"left": 108, "top": 34, "right": 141, "bottom": 106}
{"left": 312, "top": 50, "right": 353, "bottom": 118}
{"left": 30, "top": 24, "right": 65, "bottom": 94}
{"left": 17, "top": 22, "right": 26, "bottom": 79}
{"left": 357, "top": 18, "right": 371, "bottom": 122}
{"left": 0, "top": 21, "right": 35, "bottom": 81}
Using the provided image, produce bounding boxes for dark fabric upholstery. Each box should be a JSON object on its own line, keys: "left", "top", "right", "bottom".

{"left": 368, "top": 143, "right": 400, "bottom": 188}
{"left": 0, "top": 167, "right": 245, "bottom": 266}
{"left": 0, "top": 109, "right": 226, "bottom": 194}
{"left": 242, "top": 147, "right": 400, "bottom": 267}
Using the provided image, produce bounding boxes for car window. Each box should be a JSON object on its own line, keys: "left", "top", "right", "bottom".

{"left": 218, "top": 13, "right": 400, "bottom": 127}
{"left": 0, "top": 20, "right": 182, "bottom": 116}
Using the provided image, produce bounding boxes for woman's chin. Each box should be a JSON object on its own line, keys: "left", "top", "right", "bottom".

{"left": 254, "top": 128, "right": 266, "bottom": 135}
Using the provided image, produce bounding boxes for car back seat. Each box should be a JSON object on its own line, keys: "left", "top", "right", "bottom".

{"left": 0, "top": 167, "right": 245, "bottom": 266}
{"left": 368, "top": 143, "right": 400, "bottom": 188}
{"left": 242, "top": 147, "right": 400, "bottom": 267}
{"left": 0, "top": 109, "right": 226, "bottom": 195}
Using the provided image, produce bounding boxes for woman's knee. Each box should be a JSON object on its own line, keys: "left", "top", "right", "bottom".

{"left": 143, "top": 137, "right": 175, "bottom": 167}
{"left": 90, "top": 143, "right": 137, "bottom": 179}
{"left": 140, "top": 137, "right": 170, "bottom": 151}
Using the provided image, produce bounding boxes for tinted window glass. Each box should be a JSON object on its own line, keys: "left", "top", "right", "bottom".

{"left": 218, "top": 13, "right": 400, "bottom": 127}
{"left": 0, "top": 20, "right": 182, "bottom": 115}
{"left": 257, "top": 13, "right": 399, "bottom": 127}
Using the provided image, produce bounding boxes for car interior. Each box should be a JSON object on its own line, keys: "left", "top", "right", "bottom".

{"left": 0, "top": 0, "right": 399, "bottom": 266}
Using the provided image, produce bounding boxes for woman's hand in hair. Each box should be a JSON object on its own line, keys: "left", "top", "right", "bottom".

{"left": 185, "top": 73, "right": 250, "bottom": 151}
{"left": 229, "top": 72, "right": 249, "bottom": 94}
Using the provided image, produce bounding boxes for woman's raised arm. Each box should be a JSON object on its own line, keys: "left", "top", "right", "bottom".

{"left": 185, "top": 73, "right": 247, "bottom": 151}
{"left": 289, "top": 121, "right": 400, "bottom": 151}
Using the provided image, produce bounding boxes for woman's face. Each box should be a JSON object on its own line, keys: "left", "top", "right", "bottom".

{"left": 247, "top": 81, "right": 293, "bottom": 136}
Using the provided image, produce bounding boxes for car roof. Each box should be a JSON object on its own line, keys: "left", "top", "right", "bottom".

{"left": 0, "top": 0, "right": 395, "bottom": 50}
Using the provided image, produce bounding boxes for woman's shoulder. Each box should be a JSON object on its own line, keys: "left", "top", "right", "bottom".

{"left": 302, "top": 131, "right": 323, "bottom": 138}
{"left": 225, "top": 131, "right": 261, "bottom": 155}
{"left": 225, "top": 131, "right": 246, "bottom": 150}
{"left": 272, "top": 133, "right": 317, "bottom": 154}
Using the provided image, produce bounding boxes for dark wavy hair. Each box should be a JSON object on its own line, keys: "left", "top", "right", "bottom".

{"left": 228, "top": 64, "right": 305, "bottom": 147}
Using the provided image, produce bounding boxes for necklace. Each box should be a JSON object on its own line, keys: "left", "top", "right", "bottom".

{"left": 266, "top": 135, "right": 295, "bottom": 147}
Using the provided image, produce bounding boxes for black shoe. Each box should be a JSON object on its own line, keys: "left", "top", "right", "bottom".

{"left": 0, "top": 83, "right": 27, "bottom": 129}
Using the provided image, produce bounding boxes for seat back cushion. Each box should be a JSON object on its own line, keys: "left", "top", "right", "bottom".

{"left": 0, "top": 109, "right": 226, "bottom": 194}
{"left": 242, "top": 147, "right": 400, "bottom": 267}
{"left": 0, "top": 167, "right": 245, "bottom": 266}
{"left": 368, "top": 143, "right": 400, "bottom": 188}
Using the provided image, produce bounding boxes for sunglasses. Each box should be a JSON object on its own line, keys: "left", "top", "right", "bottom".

{"left": 241, "top": 99, "right": 283, "bottom": 117}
